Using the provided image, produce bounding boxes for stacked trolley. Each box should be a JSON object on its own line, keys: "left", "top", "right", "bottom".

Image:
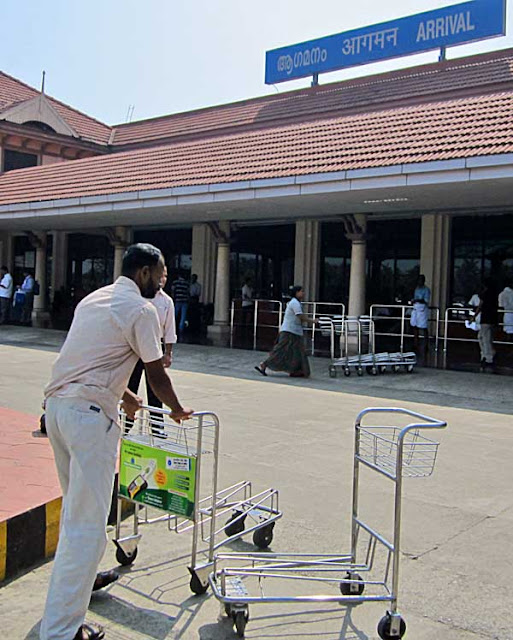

{"left": 209, "top": 407, "right": 447, "bottom": 638}
{"left": 114, "top": 406, "right": 282, "bottom": 594}
{"left": 318, "top": 316, "right": 417, "bottom": 377}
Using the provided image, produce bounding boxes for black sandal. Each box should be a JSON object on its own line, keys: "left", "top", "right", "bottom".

{"left": 73, "top": 623, "right": 105, "bottom": 640}
{"left": 92, "top": 569, "right": 119, "bottom": 592}
{"left": 254, "top": 366, "right": 267, "bottom": 377}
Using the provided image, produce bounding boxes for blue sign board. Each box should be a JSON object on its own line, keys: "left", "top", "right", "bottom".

{"left": 265, "top": 0, "right": 507, "bottom": 84}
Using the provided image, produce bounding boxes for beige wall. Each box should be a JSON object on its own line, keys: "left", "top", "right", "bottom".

{"left": 41, "top": 155, "right": 66, "bottom": 166}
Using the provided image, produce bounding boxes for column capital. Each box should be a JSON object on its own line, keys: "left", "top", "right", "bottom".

{"left": 341, "top": 214, "right": 367, "bottom": 242}
{"left": 207, "top": 221, "right": 230, "bottom": 245}
{"left": 104, "top": 227, "right": 130, "bottom": 248}
{"left": 25, "top": 230, "right": 47, "bottom": 250}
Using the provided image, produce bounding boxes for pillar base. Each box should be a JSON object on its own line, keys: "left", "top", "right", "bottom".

{"left": 208, "top": 323, "right": 230, "bottom": 336}
{"left": 31, "top": 310, "right": 52, "bottom": 329}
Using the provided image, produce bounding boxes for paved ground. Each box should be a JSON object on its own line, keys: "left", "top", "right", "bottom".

{"left": 0, "top": 326, "right": 512, "bottom": 639}
{"left": 0, "top": 407, "right": 57, "bottom": 521}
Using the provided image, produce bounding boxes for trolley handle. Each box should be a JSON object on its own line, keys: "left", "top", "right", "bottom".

{"left": 356, "top": 407, "right": 447, "bottom": 435}
{"left": 122, "top": 404, "right": 217, "bottom": 421}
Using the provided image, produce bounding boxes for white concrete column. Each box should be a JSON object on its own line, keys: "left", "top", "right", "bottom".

{"left": 345, "top": 214, "right": 367, "bottom": 318}
{"left": 209, "top": 221, "right": 231, "bottom": 334}
{"left": 191, "top": 223, "right": 216, "bottom": 304}
{"left": 51, "top": 231, "right": 68, "bottom": 299}
{"left": 294, "top": 220, "right": 320, "bottom": 301}
{"left": 110, "top": 226, "right": 132, "bottom": 280}
{"left": 32, "top": 232, "right": 51, "bottom": 327}
{"left": 420, "top": 213, "right": 451, "bottom": 314}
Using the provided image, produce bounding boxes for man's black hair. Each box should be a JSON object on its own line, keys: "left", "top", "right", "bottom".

{"left": 122, "top": 243, "right": 162, "bottom": 277}
{"left": 1, "top": 265, "right": 8, "bottom": 272}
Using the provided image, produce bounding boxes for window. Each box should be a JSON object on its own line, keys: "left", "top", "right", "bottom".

{"left": 3, "top": 149, "right": 38, "bottom": 172}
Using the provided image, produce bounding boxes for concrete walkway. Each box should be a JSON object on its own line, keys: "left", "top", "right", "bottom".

{"left": 0, "top": 327, "right": 512, "bottom": 639}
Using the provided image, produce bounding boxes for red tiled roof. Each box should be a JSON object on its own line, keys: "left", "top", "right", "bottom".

{"left": 1, "top": 90, "right": 512, "bottom": 206}
{"left": 111, "top": 48, "right": 513, "bottom": 147}
{"left": 0, "top": 71, "right": 112, "bottom": 145}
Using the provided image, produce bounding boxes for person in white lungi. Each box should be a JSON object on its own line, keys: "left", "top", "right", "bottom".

{"left": 40, "top": 244, "right": 193, "bottom": 640}
{"left": 410, "top": 274, "right": 431, "bottom": 348}
{"left": 498, "top": 283, "right": 513, "bottom": 335}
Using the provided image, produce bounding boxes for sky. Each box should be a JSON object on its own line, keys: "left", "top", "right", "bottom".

{"left": 1, "top": 0, "right": 512, "bottom": 126}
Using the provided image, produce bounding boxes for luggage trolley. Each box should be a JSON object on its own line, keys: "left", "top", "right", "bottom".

{"left": 209, "top": 407, "right": 447, "bottom": 638}
{"left": 114, "top": 406, "right": 282, "bottom": 595}
{"left": 322, "top": 316, "right": 417, "bottom": 377}
{"left": 327, "top": 316, "right": 378, "bottom": 377}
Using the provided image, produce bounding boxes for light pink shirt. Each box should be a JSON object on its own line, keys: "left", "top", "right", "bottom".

{"left": 45, "top": 277, "right": 162, "bottom": 424}
{"left": 152, "top": 289, "right": 177, "bottom": 344}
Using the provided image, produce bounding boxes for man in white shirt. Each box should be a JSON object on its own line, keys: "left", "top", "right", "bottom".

{"left": 40, "top": 244, "right": 192, "bottom": 640}
{"left": 20, "top": 270, "right": 35, "bottom": 325}
{"left": 127, "top": 266, "right": 177, "bottom": 431}
{"left": 241, "top": 277, "right": 254, "bottom": 330}
{"left": 0, "top": 265, "right": 13, "bottom": 324}
{"left": 499, "top": 282, "right": 513, "bottom": 334}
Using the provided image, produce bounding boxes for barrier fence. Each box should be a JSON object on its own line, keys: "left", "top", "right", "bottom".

{"left": 229, "top": 298, "right": 512, "bottom": 359}
{"left": 370, "top": 305, "right": 440, "bottom": 353}
{"left": 442, "top": 307, "right": 511, "bottom": 354}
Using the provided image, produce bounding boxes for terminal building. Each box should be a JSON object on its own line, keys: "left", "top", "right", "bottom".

{"left": 0, "top": 47, "right": 512, "bottom": 341}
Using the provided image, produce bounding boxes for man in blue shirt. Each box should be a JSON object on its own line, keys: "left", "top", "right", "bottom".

{"left": 410, "top": 274, "right": 431, "bottom": 349}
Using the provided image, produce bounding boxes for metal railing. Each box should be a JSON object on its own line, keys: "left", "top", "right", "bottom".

{"left": 442, "top": 307, "right": 511, "bottom": 354}
{"left": 302, "top": 301, "right": 345, "bottom": 356}
{"left": 369, "top": 304, "right": 440, "bottom": 353}
{"left": 230, "top": 298, "right": 283, "bottom": 350}
{"left": 229, "top": 298, "right": 345, "bottom": 353}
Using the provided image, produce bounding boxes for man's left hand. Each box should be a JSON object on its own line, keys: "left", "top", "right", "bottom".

{"left": 162, "top": 353, "right": 172, "bottom": 368}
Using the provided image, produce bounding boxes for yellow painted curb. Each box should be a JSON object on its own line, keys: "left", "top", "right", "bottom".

{"left": 45, "top": 498, "right": 62, "bottom": 558}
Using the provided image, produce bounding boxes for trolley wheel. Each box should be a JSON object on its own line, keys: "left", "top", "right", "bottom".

{"left": 366, "top": 366, "right": 378, "bottom": 376}
{"left": 392, "top": 365, "right": 400, "bottom": 374}
{"left": 252, "top": 523, "right": 274, "bottom": 549}
{"left": 406, "top": 364, "right": 414, "bottom": 373}
{"left": 377, "top": 614, "right": 406, "bottom": 639}
{"left": 379, "top": 365, "right": 387, "bottom": 374}
{"left": 344, "top": 368, "right": 351, "bottom": 377}
{"left": 189, "top": 572, "right": 209, "bottom": 595}
{"left": 340, "top": 572, "right": 365, "bottom": 596}
{"left": 115, "top": 546, "right": 138, "bottom": 567}
{"left": 329, "top": 365, "right": 337, "bottom": 378}
{"left": 357, "top": 367, "right": 364, "bottom": 377}
{"left": 234, "top": 610, "right": 249, "bottom": 637}
{"left": 225, "top": 511, "right": 246, "bottom": 538}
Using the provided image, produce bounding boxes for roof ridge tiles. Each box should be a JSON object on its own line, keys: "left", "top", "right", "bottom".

{"left": 109, "top": 47, "right": 513, "bottom": 148}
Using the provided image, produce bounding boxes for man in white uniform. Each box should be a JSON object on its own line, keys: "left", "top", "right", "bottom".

{"left": 0, "top": 265, "right": 13, "bottom": 324}
{"left": 498, "top": 283, "right": 513, "bottom": 334}
{"left": 127, "top": 266, "right": 177, "bottom": 431}
{"left": 410, "top": 274, "right": 431, "bottom": 349}
{"left": 40, "top": 244, "right": 192, "bottom": 640}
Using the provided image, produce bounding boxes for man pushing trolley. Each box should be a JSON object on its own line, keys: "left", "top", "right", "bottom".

{"left": 40, "top": 244, "right": 193, "bottom": 640}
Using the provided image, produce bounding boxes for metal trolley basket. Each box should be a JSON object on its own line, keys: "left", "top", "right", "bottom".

{"left": 209, "top": 407, "right": 446, "bottom": 638}
{"left": 114, "top": 406, "right": 282, "bottom": 595}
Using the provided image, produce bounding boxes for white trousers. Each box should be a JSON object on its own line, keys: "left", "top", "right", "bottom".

{"left": 478, "top": 324, "right": 496, "bottom": 363}
{"left": 410, "top": 302, "right": 429, "bottom": 329}
{"left": 40, "top": 397, "right": 120, "bottom": 640}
